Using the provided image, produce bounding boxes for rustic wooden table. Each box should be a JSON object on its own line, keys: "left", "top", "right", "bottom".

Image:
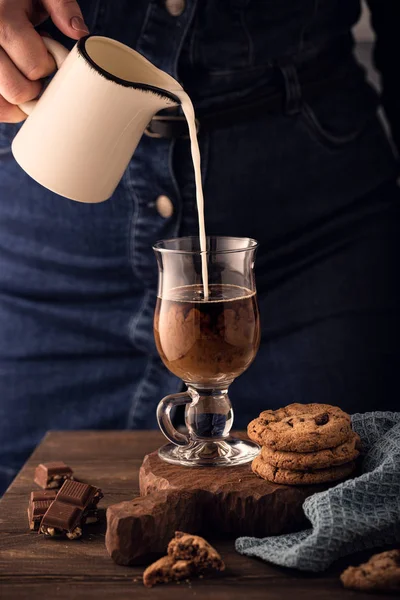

{"left": 0, "top": 431, "right": 388, "bottom": 599}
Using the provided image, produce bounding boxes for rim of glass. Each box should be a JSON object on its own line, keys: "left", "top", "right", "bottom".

{"left": 153, "top": 236, "right": 259, "bottom": 255}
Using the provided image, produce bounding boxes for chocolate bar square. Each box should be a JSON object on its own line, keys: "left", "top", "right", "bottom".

{"left": 41, "top": 502, "right": 81, "bottom": 531}
{"left": 57, "top": 480, "right": 99, "bottom": 508}
{"left": 40, "top": 502, "right": 83, "bottom": 539}
{"left": 34, "top": 462, "right": 73, "bottom": 489}
{"left": 30, "top": 490, "right": 58, "bottom": 503}
{"left": 40, "top": 480, "right": 103, "bottom": 540}
{"left": 28, "top": 490, "right": 57, "bottom": 531}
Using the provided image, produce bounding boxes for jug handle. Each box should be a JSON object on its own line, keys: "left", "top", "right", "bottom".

{"left": 18, "top": 37, "right": 69, "bottom": 116}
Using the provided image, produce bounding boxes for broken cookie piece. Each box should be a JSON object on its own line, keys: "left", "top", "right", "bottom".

{"left": 143, "top": 556, "right": 192, "bottom": 588}
{"left": 168, "top": 531, "right": 225, "bottom": 571}
{"left": 143, "top": 531, "right": 225, "bottom": 587}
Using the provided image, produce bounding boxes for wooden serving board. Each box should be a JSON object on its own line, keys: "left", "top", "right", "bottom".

{"left": 106, "top": 449, "right": 327, "bottom": 565}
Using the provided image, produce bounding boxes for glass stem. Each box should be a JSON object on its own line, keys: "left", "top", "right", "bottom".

{"left": 185, "top": 386, "right": 233, "bottom": 442}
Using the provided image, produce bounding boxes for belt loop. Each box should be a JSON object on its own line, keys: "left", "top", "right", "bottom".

{"left": 278, "top": 62, "right": 302, "bottom": 116}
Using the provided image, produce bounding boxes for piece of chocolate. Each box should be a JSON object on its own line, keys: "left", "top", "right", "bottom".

{"left": 34, "top": 462, "right": 73, "bottom": 489}
{"left": 28, "top": 490, "right": 58, "bottom": 531}
{"left": 57, "top": 479, "right": 102, "bottom": 508}
{"left": 40, "top": 502, "right": 83, "bottom": 539}
{"left": 30, "top": 490, "right": 58, "bottom": 502}
{"left": 40, "top": 480, "right": 103, "bottom": 540}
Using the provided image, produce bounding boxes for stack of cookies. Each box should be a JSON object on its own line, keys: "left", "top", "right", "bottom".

{"left": 248, "top": 403, "right": 360, "bottom": 486}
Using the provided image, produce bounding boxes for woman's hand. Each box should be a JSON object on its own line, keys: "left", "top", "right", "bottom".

{"left": 0, "top": 0, "right": 88, "bottom": 123}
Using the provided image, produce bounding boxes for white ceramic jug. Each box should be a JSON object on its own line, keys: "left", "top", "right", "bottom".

{"left": 11, "top": 35, "right": 183, "bottom": 203}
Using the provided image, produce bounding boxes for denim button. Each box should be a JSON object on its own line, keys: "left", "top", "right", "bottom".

{"left": 165, "top": 0, "right": 185, "bottom": 17}
{"left": 156, "top": 195, "right": 174, "bottom": 218}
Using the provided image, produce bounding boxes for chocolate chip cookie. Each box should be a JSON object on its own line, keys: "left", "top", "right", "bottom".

{"left": 340, "top": 550, "right": 400, "bottom": 593}
{"left": 143, "top": 556, "right": 192, "bottom": 587}
{"left": 252, "top": 454, "right": 356, "bottom": 485}
{"left": 168, "top": 531, "right": 225, "bottom": 572}
{"left": 248, "top": 403, "right": 351, "bottom": 452}
{"left": 261, "top": 431, "right": 360, "bottom": 470}
{"left": 143, "top": 531, "right": 224, "bottom": 587}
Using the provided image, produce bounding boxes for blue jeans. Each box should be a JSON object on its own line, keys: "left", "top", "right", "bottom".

{"left": 0, "top": 0, "right": 399, "bottom": 492}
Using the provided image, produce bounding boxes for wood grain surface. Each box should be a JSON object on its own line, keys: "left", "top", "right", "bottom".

{"left": 140, "top": 448, "right": 321, "bottom": 536}
{"left": 0, "top": 431, "right": 388, "bottom": 599}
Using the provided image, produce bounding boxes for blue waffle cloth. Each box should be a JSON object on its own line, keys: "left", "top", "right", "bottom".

{"left": 235, "top": 411, "right": 400, "bottom": 571}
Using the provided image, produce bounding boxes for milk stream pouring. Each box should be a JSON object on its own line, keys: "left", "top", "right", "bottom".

{"left": 177, "top": 91, "right": 209, "bottom": 299}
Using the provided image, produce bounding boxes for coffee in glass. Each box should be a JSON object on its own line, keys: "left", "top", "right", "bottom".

{"left": 153, "top": 236, "right": 261, "bottom": 467}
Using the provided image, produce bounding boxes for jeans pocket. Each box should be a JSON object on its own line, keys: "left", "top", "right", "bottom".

{"left": 300, "top": 102, "right": 372, "bottom": 149}
{"left": 299, "top": 64, "right": 380, "bottom": 150}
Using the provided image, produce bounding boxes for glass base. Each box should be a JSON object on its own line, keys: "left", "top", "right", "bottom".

{"left": 158, "top": 437, "right": 260, "bottom": 468}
